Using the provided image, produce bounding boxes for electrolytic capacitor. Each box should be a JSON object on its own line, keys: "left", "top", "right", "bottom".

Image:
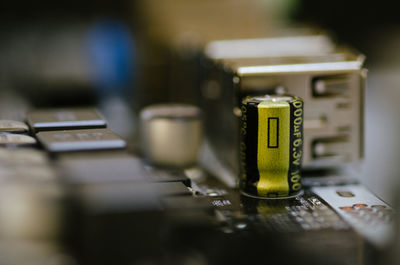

{"left": 139, "top": 104, "right": 203, "bottom": 168}
{"left": 240, "top": 95, "right": 303, "bottom": 198}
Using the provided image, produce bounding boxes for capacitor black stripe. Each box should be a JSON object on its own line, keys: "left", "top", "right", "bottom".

{"left": 240, "top": 101, "right": 260, "bottom": 194}
{"left": 246, "top": 101, "right": 260, "bottom": 179}
{"left": 287, "top": 98, "right": 303, "bottom": 194}
{"left": 288, "top": 101, "right": 295, "bottom": 194}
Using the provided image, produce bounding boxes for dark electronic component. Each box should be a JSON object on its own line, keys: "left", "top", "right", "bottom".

{"left": 36, "top": 128, "right": 126, "bottom": 152}
{"left": 26, "top": 108, "right": 106, "bottom": 132}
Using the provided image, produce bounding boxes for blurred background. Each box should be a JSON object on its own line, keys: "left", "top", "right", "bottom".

{"left": 0, "top": 1, "right": 399, "bottom": 263}
{"left": 1, "top": 0, "right": 399, "bottom": 201}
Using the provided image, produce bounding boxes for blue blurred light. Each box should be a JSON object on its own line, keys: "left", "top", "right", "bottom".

{"left": 87, "top": 19, "right": 136, "bottom": 97}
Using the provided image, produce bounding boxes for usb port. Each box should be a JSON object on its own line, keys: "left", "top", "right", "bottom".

{"left": 313, "top": 137, "right": 349, "bottom": 158}
{"left": 312, "top": 75, "right": 350, "bottom": 97}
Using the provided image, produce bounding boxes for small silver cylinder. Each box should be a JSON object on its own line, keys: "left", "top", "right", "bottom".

{"left": 139, "top": 104, "right": 203, "bottom": 168}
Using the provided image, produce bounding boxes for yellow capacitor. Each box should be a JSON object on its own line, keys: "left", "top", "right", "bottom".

{"left": 240, "top": 95, "right": 303, "bottom": 198}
